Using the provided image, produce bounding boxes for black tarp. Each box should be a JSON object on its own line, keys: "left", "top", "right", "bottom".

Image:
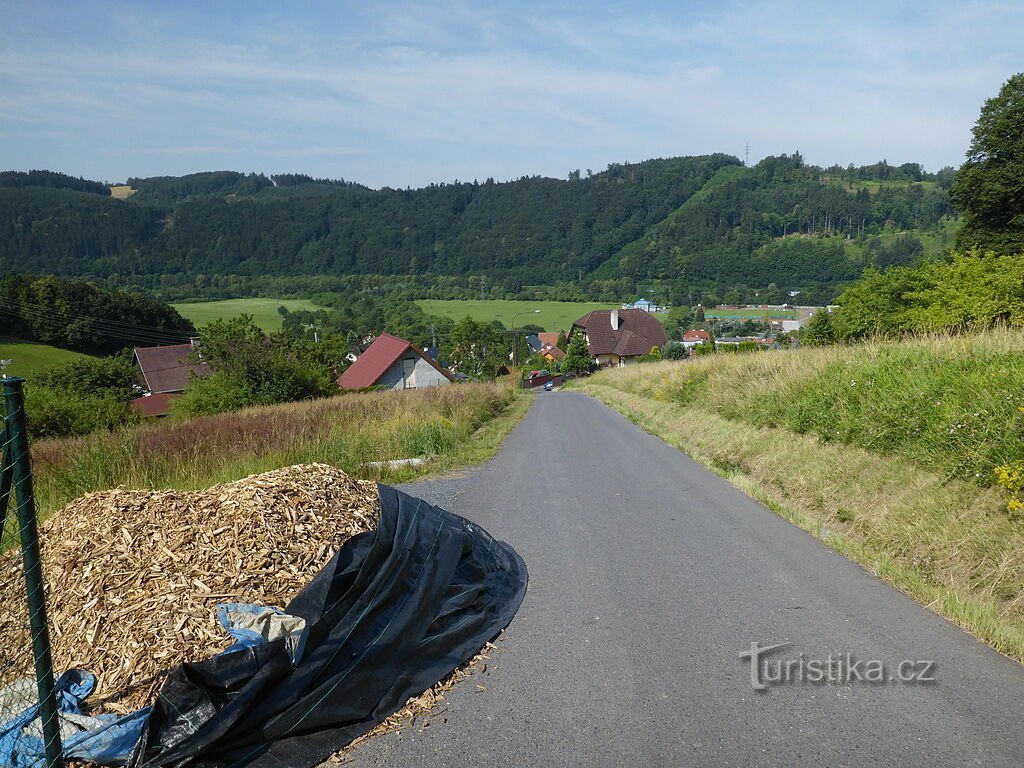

{"left": 127, "top": 484, "right": 528, "bottom": 768}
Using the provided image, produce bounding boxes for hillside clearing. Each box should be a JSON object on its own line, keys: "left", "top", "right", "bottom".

{"left": 0, "top": 336, "right": 93, "bottom": 377}
{"left": 417, "top": 299, "right": 618, "bottom": 332}
{"left": 172, "top": 298, "right": 323, "bottom": 330}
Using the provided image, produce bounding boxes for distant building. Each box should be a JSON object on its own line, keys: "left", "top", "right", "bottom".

{"left": 623, "top": 298, "right": 662, "bottom": 313}
{"left": 571, "top": 308, "right": 668, "bottom": 367}
{"left": 133, "top": 342, "right": 211, "bottom": 394}
{"left": 130, "top": 342, "right": 212, "bottom": 416}
{"left": 681, "top": 329, "right": 711, "bottom": 350}
{"left": 338, "top": 333, "right": 454, "bottom": 391}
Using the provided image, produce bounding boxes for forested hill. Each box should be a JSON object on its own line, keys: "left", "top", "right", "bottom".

{"left": 0, "top": 154, "right": 957, "bottom": 302}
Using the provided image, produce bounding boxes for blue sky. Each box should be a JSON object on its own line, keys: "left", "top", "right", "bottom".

{"left": 1, "top": 1, "right": 1021, "bottom": 188}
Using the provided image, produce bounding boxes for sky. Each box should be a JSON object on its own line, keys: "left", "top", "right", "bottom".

{"left": 1, "top": 1, "right": 1021, "bottom": 188}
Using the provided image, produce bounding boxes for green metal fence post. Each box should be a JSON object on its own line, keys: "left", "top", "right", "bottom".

{"left": 3, "top": 377, "right": 63, "bottom": 768}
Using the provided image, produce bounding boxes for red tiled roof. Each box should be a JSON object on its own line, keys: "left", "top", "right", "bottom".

{"left": 130, "top": 392, "right": 181, "bottom": 417}
{"left": 572, "top": 309, "right": 668, "bottom": 357}
{"left": 133, "top": 343, "right": 212, "bottom": 394}
{"left": 540, "top": 343, "right": 565, "bottom": 361}
{"left": 537, "top": 332, "right": 561, "bottom": 347}
{"left": 682, "top": 329, "right": 711, "bottom": 342}
{"left": 337, "top": 333, "right": 454, "bottom": 390}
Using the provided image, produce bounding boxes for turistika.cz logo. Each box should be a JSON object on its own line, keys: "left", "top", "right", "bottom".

{"left": 738, "top": 641, "right": 937, "bottom": 691}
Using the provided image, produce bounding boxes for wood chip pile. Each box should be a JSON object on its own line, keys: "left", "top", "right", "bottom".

{"left": 0, "top": 464, "right": 380, "bottom": 713}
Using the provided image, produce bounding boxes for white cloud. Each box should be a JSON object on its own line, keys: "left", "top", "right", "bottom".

{"left": 0, "top": 1, "right": 1021, "bottom": 185}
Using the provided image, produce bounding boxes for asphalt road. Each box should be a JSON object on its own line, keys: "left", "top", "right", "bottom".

{"left": 349, "top": 392, "right": 1024, "bottom": 767}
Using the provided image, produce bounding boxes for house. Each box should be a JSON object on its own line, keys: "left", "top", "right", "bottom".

{"left": 681, "top": 329, "right": 711, "bottom": 350}
{"left": 337, "top": 333, "right": 454, "bottom": 391}
{"left": 133, "top": 342, "right": 211, "bottom": 394}
{"left": 623, "top": 298, "right": 662, "bottom": 313}
{"left": 538, "top": 342, "right": 564, "bottom": 363}
{"left": 524, "top": 334, "right": 543, "bottom": 353}
{"left": 537, "top": 331, "right": 562, "bottom": 348}
{"left": 571, "top": 308, "right": 668, "bottom": 367}
{"left": 130, "top": 342, "right": 213, "bottom": 416}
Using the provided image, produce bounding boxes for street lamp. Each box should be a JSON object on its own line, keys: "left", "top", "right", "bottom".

{"left": 511, "top": 309, "right": 541, "bottom": 376}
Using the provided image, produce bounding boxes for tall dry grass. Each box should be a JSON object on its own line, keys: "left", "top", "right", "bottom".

{"left": 30, "top": 383, "right": 517, "bottom": 516}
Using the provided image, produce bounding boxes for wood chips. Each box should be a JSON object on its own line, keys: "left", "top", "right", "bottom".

{"left": 1, "top": 463, "right": 380, "bottom": 713}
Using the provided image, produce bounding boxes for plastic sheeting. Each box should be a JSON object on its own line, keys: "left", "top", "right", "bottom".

{"left": 128, "top": 483, "right": 528, "bottom": 768}
{"left": 0, "top": 670, "right": 149, "bottom": 767}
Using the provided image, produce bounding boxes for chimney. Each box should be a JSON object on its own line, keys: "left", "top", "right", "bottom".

{"left": 610, "top": 309, "right": 619, "bottom": 329}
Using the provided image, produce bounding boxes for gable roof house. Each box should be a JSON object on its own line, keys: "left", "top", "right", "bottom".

{"left": 571, "top": 308, "right": 668, "bottom": 367}
{"left": 681, "top": 329, "right": 711, "bottom": 349}
{"left": 338, "top": 333, "right": 454, "bottom": 391}
{"left": 130, "top": 342, "right": 212, "bottom": 416}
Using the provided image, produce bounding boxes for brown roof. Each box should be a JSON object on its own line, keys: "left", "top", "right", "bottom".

{"left": 130, "top": 392, "right": 181, "bottom": 417}
{"left": 683, "top": 329, "right": 711, "bottom": 342}
{"left": 537, "top": 332, "right": 561, "bottom": 347}
{"left": 540, "top": 343, "right": 565, "bottom": 361}
{"left": 337, "top": 333, "right": 454, "bottom": 390}
{"left": 572, "top": 309, "right": 668, "bottom": 357}
{"left": 133, "top": 343, "right": 212, "bottom": 394}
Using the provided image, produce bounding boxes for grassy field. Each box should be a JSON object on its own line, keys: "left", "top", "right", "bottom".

{"left": 0, "top": 337, "right": 92, "bottom": 378}
{"left": 704, "top": 308, "right": 797, "bottom": 319}
{"left": 172, "top": 298, "right": 323, "bottom": 330}
{"left": 30, "top": 382, "right": 529, "bottom": 518}
{"left": 417, "top": 299, "right": 618, "bottom": 331}
{"left": 573, "top": 330, "right": 1024, "bottom": 661}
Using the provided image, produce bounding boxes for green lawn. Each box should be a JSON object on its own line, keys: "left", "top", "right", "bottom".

{"left": 0, "top": 338, "right": 93, "bottom": 378}
{"left": 416, "top": 299, "right": 619, "bottom": 331}
{"left": 704, "top": 308, "right": 797, "bottom": 319}
{"left": 172, "top": 298, "right": 323, "bottom": 331}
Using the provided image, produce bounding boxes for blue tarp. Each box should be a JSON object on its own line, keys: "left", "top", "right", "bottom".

{"left": 0, "top": 670, "right": 149, "bottom": 767}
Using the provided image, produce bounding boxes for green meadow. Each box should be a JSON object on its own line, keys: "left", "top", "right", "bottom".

{"left": 0, "top": 337, "right": 92, "bottom": 378}
{"left": 416, "top": 299, "right": 619, "bottom": 332}
{"left": 172, "top": 298, "right": 323, "bottom": 331}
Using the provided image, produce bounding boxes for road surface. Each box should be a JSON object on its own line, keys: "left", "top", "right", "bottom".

{"left": 349, "top": 392, "right": 1024, "bottom": 767}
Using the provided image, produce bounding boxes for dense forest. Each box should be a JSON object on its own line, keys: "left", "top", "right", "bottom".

{"left": 0, "top": 154, "right": 957, "bottom": 304}
{"left": 0, "top": 273, "right": 196, "bottom": 355}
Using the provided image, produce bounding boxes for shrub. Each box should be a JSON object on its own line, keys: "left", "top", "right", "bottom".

{"left": 661, "top": 341, "right": 688, "bottom": 360}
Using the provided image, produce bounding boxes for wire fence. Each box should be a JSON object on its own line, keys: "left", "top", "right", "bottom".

{"left": 0, "top": 378, "right": 63, "bottom": 768}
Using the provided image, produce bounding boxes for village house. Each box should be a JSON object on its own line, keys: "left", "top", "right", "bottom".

{"left": 622, "top": 298, "right": 662, "bottom": 313}
{"left": 337, "top": 333, "right": 454, "bottom": 391}
{"left": 681, "top": 329, "right": 711, "bottom": 350}
{"left": 130, "top": 341, "right": 212, "bottom": 417}
{"left": 571, "top": 308, "right": 668, "bottom": 367}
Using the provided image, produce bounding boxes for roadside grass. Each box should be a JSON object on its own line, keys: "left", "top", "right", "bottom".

{"left": 30, "top": 383, "right": 529, "bottom": 517}
{"left": 574, "top": 331, "right": 1024, "bottom": 662}
{"left": 171, "top": 298, "right": 324, "bottom": 331}
{"left": 416, "top": 299, "right": 617, "bottom": 332}
{"left": 0, "top": 337, "right": 93, "bottom": 378}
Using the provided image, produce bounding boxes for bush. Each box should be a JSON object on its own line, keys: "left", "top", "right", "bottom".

{"left": 25, "top": 386, "right": 137, "bottom": 438}
{"left": 661, "top": 341, "right": 688, "bottom": 360}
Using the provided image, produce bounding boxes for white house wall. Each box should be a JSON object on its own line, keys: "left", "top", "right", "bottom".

{"left": 378, "top": 354, "right": 451, "bottom": 390}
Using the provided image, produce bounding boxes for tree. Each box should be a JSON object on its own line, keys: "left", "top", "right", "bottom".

{"left": 661, "top": 341, "right": 688, "bottom": 360}
{"left": 444, "top": 317, "right": 508, "bottom": 379}
{"left": 561, "top": 332, "right": 593, "bottom": 373}
{"left": 176, "top": 315, "right": 335, "bottom": 416}
{"left": 950, "top": 73, "right": 1024, "bottom": 254}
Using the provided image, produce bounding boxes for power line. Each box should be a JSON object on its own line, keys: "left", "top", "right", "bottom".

{"left": 0, "top": 301, "right": 194, "bottom": 347}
